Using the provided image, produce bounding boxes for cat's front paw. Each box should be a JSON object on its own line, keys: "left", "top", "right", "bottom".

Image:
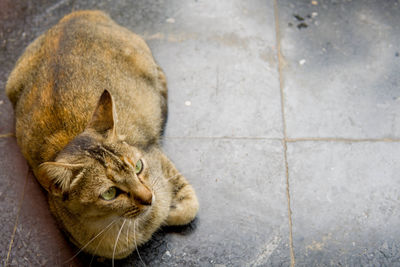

{"left": 165, "top": 185, "right": 198, "bottom": 226}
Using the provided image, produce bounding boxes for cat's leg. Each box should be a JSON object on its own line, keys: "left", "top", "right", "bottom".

{"left": 160, "top": 153, "right": 198, "bottom": 226}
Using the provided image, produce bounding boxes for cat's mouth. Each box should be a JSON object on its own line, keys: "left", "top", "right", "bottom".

{"left": 123, "top": 210, "right": 141, "bottom": 218}
{"left": 123, "top": 193, "right": 155, "bottom": 219}
{"left": 123, "top": 204, "right": 152, "bottom": 219}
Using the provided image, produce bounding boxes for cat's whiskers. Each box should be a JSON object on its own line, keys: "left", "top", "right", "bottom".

{"left": 150, "top": 173, "right": 174, "bottom": 189}
{"left": 134, "top": 220, "right": 146, "bottom": 267}
{"left": 150, "top": 173, "right": 182, "bottom": 192}
{"left": 112, "top": 219, "right": 127, "bottom": 267}
{"left": 149, "top": 175, "right": 163, "bottom": 191}
{"left": 149, "top": 174, "right": 163, "bottom": 187}
{"left": 89, "top": 223, "right": 113, "bottom": 267}
{"left": 150, "top": 170, "right": 194, "bottom": 188}
{"left": 64, "top": 218, "right": 119, "bottom": 264}
{"left": 126, "top": 219, "right": 132, "bottom": 250}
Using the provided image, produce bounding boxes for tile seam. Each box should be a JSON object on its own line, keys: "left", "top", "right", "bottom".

{"left": 0, "top": 133, "right": 14, "bottom": 139}
{"left": 164, "top": 136, "right": 400, "bottom": 142}
{"left": 286, "top": 137, "right": 400, "bottom": 143}
{"left": 273, "top": 0, "right": 295, "bottom": 266}
{"left": 5, "top": 169, "right": 29, "bottom": 266}
{"left": 164, "top": 136, "right": 281, "bottom": 140}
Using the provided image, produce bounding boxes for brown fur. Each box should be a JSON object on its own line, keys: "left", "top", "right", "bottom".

{"left": 6, "top": 10, "right": 198, "bottom": 259}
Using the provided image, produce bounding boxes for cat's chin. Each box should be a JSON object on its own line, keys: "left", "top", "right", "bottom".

{"left": 137, "top": 206, "right": 153, "bottom": 221}
{"left": 88, "top": 236, "right": 135, "bottom": 260}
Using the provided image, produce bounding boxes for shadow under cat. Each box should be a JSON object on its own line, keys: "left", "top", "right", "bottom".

{"left": 75, "top": 218, "right": 199, "bottom": 267}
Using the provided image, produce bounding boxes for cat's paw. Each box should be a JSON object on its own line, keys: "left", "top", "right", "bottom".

{"left": 165, "top": 185, "right": 198, "bottom": 226}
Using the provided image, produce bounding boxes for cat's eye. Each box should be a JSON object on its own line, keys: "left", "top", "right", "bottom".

{"left": 135, "top": 159, "right": 143, "bottom": 174}
{"left": 100, "top": 187, "right": 117, "bottom": 200}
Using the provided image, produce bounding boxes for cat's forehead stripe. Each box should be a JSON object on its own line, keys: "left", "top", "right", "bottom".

{"left": 106, "top": 167, "right": 118, "bottom": 183}
{"left": 85, "top": 144, "right": 122, "bottom": 167}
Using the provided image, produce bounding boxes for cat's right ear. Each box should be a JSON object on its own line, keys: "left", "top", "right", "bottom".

{"left": 37, "top": 162, "right": 84, "bottom": 196}
{"left": 86, "top": 90, "right": 117, "bottom": 139}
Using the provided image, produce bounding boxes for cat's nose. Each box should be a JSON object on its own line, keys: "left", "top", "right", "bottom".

{"left": 134, "top": 184, "right": 152, "bottom": 206}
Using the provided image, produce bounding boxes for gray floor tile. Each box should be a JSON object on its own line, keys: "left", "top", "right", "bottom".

{"left": 0, "top": 138, "right": 28, "bottom": 266}
{"left": 88, "top": 138, "right": 290, "bottom": 266}
{"left": 287, "top": 141, "right": 400, "bottom": 266}
{"left": 278, "top": 0, "right": 400, "bottom": 139}
{"left": 156, "top": 38, "right": 282, "bottom": 139}
{"left": 163, "top": 138, "right": 290, "bottom": 266}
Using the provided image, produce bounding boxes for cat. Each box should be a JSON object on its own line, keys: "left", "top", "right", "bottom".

{"left": 5, "top": 10, "right": 198, "bottom": 260}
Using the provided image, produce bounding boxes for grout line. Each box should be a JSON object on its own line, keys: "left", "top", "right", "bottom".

{"left": 164, "top": 136, "right": 280, "bottom": 141}
{"left": 5, "top": 169, "right": 29, "bottom": 267}
{"left": 281, "top": 139, "right": 295, "bottom": 267}
{"left": 164, "top": 136, "right": 400, "bottom": 143}
{"left": 286, "top": 137, "right": 400, "bottom": 143}
{"left": 0, "top": 133, "right": 14, "bottom": 139}
{"left": 273, "top": 0, "right": 295, "bottom": 266}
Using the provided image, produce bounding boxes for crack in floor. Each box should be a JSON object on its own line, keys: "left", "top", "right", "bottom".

{"left": 273, "top": 0, "right": 295, "bottom": 266}
{"left": 5, "top": 169, "right": 29, "bottom": 267}
{"left": 0, "top": 133, "right": 14, "bottom": 138}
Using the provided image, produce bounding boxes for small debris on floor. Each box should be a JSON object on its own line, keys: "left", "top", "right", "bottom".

{"left": 292, "top": 14, "right": 312, "bottom": 29}
{"left": 166, "top": 18, "right": 175, "bottom": 23}
{"left": 297, "top": 22, "right": 308, "bottom": 29}
{"left": 294, "top": 14, "right": 305, "bottom": 21}
{"left": 185, "top": 100, "right": 191, "bottom": 106}
{"left": 299, "top": 59, "right": 306, "bottom": 65}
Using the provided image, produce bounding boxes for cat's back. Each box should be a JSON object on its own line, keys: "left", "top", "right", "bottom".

{"left": 7, "top": 10, "right": 157, "bottom": 105}
{"left": 6, "top": 10, "right": 167, "bottom": 168}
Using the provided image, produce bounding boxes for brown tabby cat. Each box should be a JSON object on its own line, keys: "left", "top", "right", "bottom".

{"left": 6, "top": 10, "right": 198, "bottom": 260}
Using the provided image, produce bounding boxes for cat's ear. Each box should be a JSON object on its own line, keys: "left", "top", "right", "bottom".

{"left": 37, "top": 162, "right": 84, "bottom": 196}
{"left": 87, "top": 90, "right": 117, "bottom": 139}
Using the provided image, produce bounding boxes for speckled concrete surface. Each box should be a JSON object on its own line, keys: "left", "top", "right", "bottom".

{"left": 1, "top": 0, "right": 399, "bottom": 266}
{"left": 278, "top": 0, "right": 400, "bottom": 139}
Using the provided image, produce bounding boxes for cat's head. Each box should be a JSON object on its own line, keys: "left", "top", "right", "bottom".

{"left": 36, "top": 90, "right": 168, "bottom": 258}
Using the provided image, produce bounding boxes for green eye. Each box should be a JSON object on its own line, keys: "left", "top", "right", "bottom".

{"left": 135, "top": 159, "right": 143, "bottom": 174}
{"left": 101, "top": 187, "right": 117, "bottom": 200}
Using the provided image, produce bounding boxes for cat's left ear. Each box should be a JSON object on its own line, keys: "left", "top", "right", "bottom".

{"left": 86, "top": 90, "right": 117, "bottom": 139}
{"left": 37, "top": 162, "right": 84, "bottom": 196}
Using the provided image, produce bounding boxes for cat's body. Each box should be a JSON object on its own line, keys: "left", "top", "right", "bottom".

{"left": 6, "top": 10, "right": 198, "bottom": 259}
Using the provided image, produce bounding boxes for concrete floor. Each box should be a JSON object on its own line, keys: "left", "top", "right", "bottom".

{"left": 1, "top": 0, "right": 400, "bottom": 266}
